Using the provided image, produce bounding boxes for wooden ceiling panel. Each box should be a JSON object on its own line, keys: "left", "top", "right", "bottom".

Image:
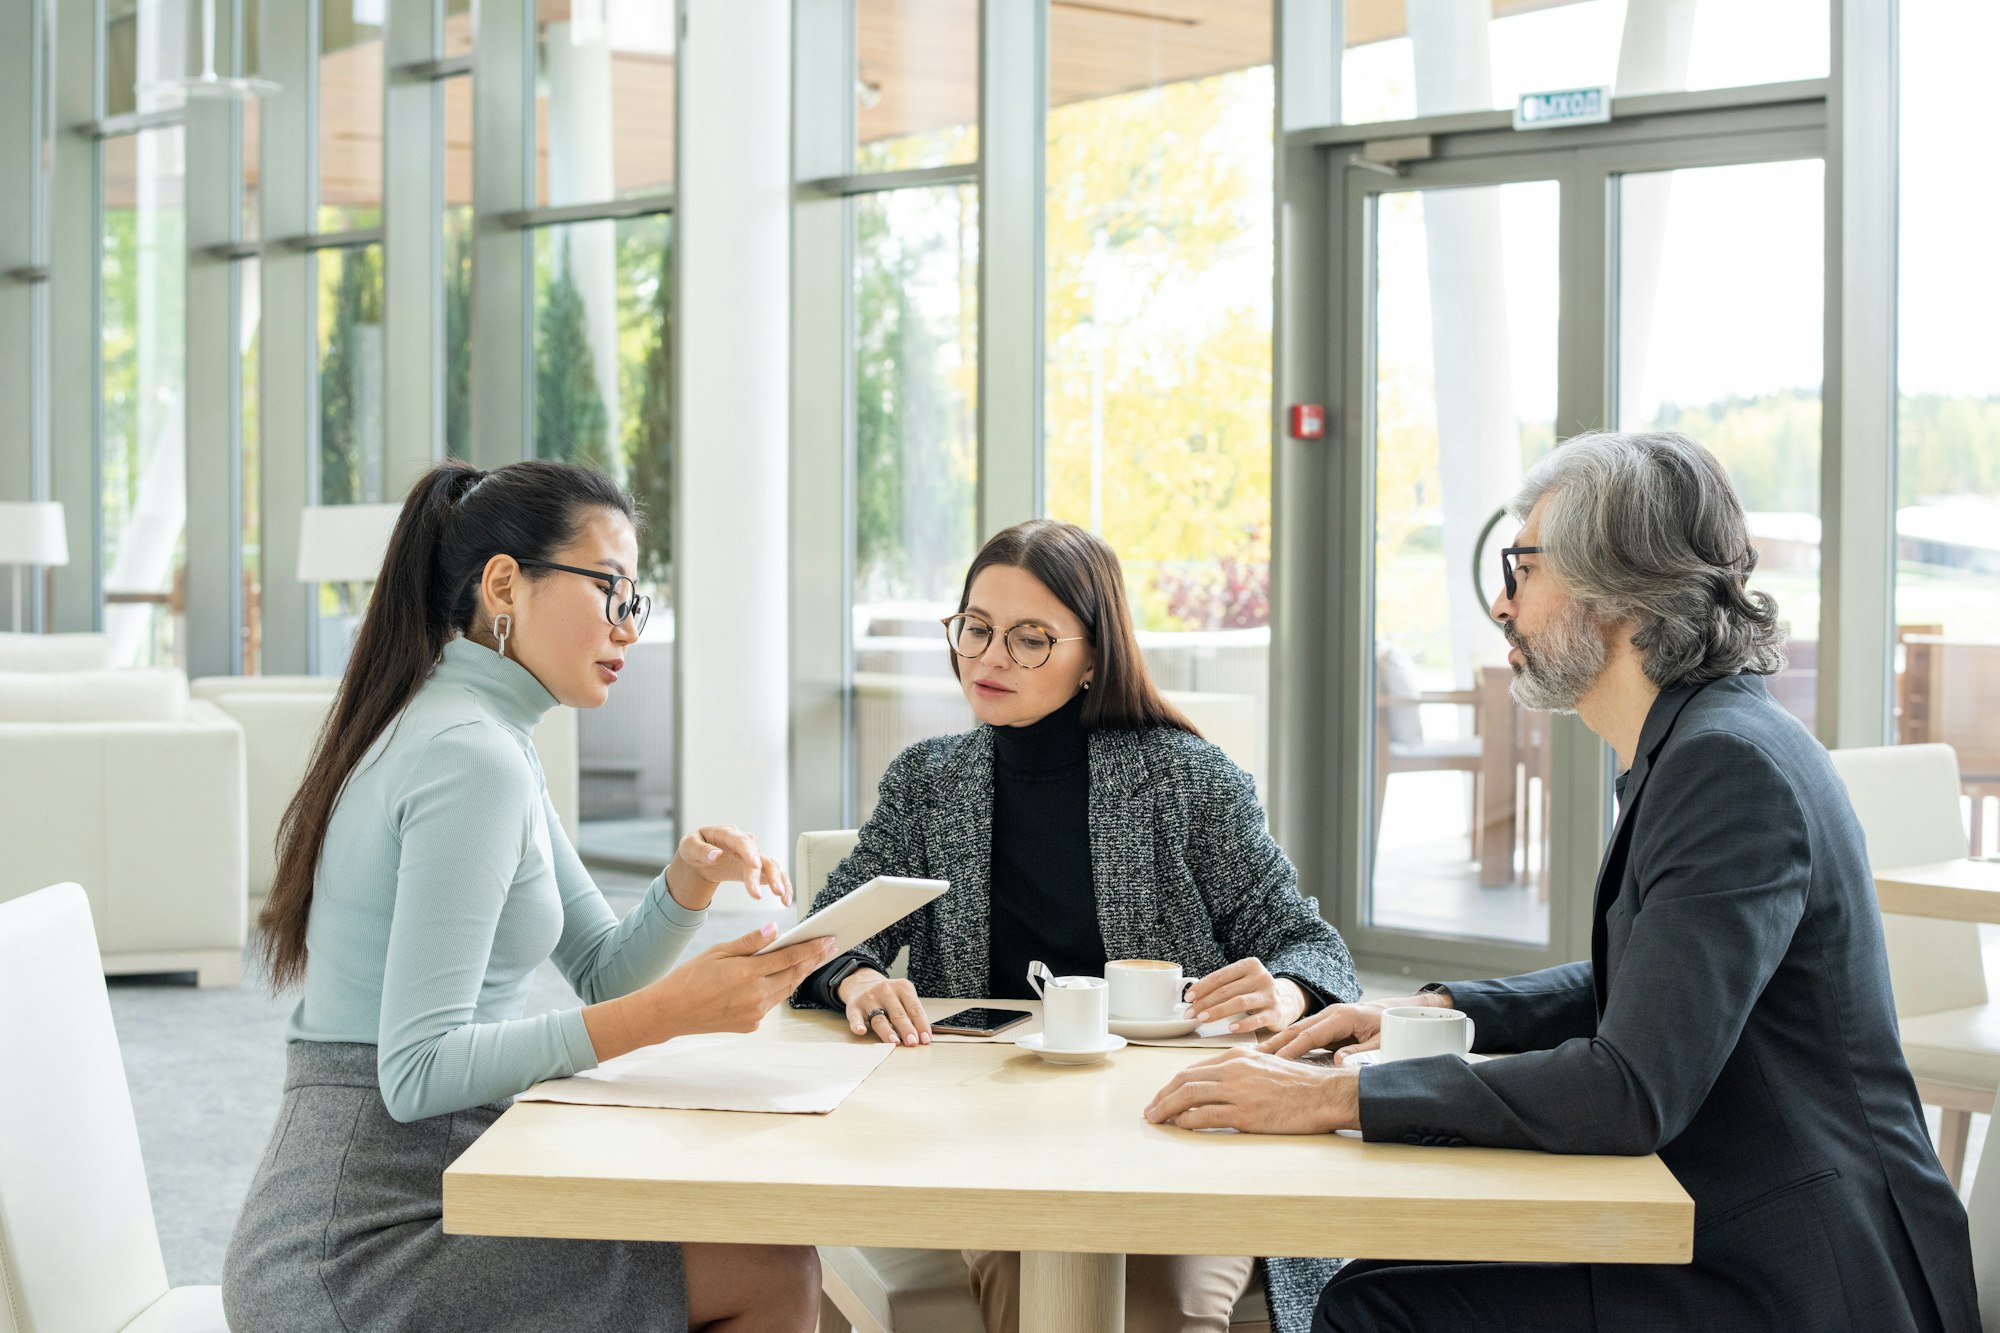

{"left": 1345, "top": 0, "right": 1592, "bottom": 48}
{"left": 857, "top": 0, "right": 1274, "bottom": 147}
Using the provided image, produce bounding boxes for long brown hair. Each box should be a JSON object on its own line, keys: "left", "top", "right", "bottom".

{"left": 955, "top": 519, "right": 1198, "bottom": 736}
{"left": 259, "top": 459, "right": 637, "bottom": 990}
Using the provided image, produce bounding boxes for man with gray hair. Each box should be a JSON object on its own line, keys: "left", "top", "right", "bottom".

{"left": 1146, "top": 432, "right": 1977, "bottom": 1330}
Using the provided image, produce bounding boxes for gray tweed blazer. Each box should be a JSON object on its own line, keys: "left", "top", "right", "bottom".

{"left": 791, "top": 721, "right": 1354, "bottom": 1333}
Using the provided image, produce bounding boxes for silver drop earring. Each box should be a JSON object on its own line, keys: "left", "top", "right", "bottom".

{"left": 493, "top": 613, "right": 512, "bottom": 658}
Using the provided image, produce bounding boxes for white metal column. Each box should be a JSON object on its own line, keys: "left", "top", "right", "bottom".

{"left": 183, "top": 0, "right": 243, "bottom": 678}
{"left": 383, "top": 0, "right": 446, "bottom": 497}
{"left": 1822, "top": 0, "right": 1898, "bottom": 748}
{"left": 47, "top": 0, "right": 99, "bottom": 632}
{"left": 469, "top": 0, "right": 533, "bottom": 470}
{"left": 0, "top": 0, "right": 47, "bottom": 630}
{"left": 975, "top": 0, "right": 1046, "bottom": 538}
{"left": 788, "top": 0, "right": 857, "bottom": 836}
{"left": 679, "top": 0, "right": 794, "bottom": 898}
{"left": 257, "top": 0, "right": 314, "bottom": 672}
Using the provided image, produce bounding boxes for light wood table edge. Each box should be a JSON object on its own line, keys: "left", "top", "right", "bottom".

{"left": 442, "top": 1172, "right": 1693, "bottom": 1265}
{"left": 1875, "top": 860, "right": 2000, "bottom": 925}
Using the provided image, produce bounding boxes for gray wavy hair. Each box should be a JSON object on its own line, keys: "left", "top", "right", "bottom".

{"left": 1509, "top": 430, "right": 1788, "bottom": 690}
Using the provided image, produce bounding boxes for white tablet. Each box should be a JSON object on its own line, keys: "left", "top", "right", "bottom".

{"left": 754, "top": 875, "right": 948, "bottom": 957}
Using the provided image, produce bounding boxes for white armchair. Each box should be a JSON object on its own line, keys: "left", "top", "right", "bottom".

{"left": 190, "top": 674, "right": 580, "bottom": 911}
{"left": 0, "top": 884, "right": 229, "bottom": 1332}
{"left": 0, "top": 669, "right": 246, "bottom": 987}
{"left": 1829, "top": 743, "right": 1992, "bottom": 1187}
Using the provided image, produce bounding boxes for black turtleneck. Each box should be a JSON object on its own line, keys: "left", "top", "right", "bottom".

{"left": 986, "top": 689, "right": 1103, "bottom": 1000}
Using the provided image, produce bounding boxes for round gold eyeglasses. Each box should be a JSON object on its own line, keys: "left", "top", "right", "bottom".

{"left": 940, "top": 613, "right": 1085, "bottom": 669}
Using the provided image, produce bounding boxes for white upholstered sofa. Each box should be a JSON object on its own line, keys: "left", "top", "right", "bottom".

{"left": 0, "top": 647, "right": 248, "bottom": 987}
{"left": 190, "top": 674, "right": 580, "bottom": 914}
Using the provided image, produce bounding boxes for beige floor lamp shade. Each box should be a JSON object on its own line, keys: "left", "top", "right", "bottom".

{"left": 0, "top": 502, "right": 69, "bottom": 633}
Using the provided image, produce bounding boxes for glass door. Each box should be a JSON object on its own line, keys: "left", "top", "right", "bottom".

{"left": 1367, "top": 178, "right": 1561, "bottom": 951}
{"left": 1331, "top": 120, "right": 1827, "bottom": 979}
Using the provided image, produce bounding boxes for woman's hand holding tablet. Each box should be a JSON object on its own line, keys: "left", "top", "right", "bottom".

{"left": 753, "top": 875, "right": 948, "bottom": 957}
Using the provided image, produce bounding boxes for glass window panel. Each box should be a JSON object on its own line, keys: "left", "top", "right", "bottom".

{"left": 319, "top": 1, "right": 385, "bottom": 232}
{"left": 1895, "top": 2, "right": 2000, "bottom": 851}
{"left": 241, "top": 257, "right": 261, "bottom": 674}
{"left": 101, "top": 127, "right": 188, "bottom": 669}
{"left": 851, "top": 185, "right": 979, "bottom": 819}
{"left": 535, "top": 1, "right": 676, "bottom": 206}
{"left": 312, "top": 243, "right": 385, "bottom": 673}
{"left": 1615, "top": 159, "right": 1824, "bottom": 733}
{"left": 1043, "top": 9, "right": 1276, "bottom": 802}
{"left": 530, "top": 215, "right": 677, "bottom": 847}
{"left": 1369, "top": 180, "right": 1559, "bottom": 947}
{"left": 854, "top": 0, "right": 977, "bottom": 173}
{"left": 1342, "top": 0, "right": 1828, "bottom": 126}
{"left": 242, "top": 95, "right": 261, "bottom": 241}
{"left": 317, "top": 245, "right": 386, "bottom": 505}
{"left": 103, "top": 0, "right": 200, "bottom": 118}
{"left": 444, "top": 75, "right": 473, "bottom": 462}
{"left": 444, "top": 0, "right": 474, "bottom": 59}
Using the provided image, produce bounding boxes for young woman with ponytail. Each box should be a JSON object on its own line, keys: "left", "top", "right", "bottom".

{"left": 223, "top": 460, "right": 831, "bottom": 1332}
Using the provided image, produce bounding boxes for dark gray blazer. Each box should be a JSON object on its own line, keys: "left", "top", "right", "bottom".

{"left": 1362, "top": 674, "right": 1979, "bottom": 1331}
{"left": 792, "top": 721, "right": 1359, "bottom": 1333}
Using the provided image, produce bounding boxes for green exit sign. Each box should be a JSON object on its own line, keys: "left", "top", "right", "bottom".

{"left": 1514, "top": 86, "right": 1612, "bottom": 130}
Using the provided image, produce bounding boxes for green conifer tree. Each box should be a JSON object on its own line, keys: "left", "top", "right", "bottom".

{"left": 625, "top": 233, "right": 675, "bottom": 588}
{"left": 534, "top": 237, "right": 611, "bottom": 472}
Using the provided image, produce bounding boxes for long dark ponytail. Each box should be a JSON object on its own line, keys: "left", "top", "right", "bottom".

{"left": 259, "top": 458, "right": 637, "bottom": 990}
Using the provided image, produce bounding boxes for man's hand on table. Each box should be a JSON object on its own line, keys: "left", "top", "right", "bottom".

{"left": 1142, "top": 990, "right": 1457, "bottom": 1135}
{"left": 1258, "top": 990, "right": 1456, "bottom": 1063}
{"left": 1143, "top": 1048, "right": 1360, "bottom": 1134}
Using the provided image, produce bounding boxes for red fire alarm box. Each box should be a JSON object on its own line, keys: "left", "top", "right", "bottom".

{"left": 1289, "top": 404, "right": 1325, "bottom": 440}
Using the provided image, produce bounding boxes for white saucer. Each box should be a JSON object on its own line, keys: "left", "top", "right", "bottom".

{"left": 1017, "top": 1032, "right": 1127, "bottom": 1065}
{"left": 1108, "top": 1013, "right": 1203, "bottom": 1040}
{"left": 1342, "top": 1048, "right": 1489, "bottom": 1067}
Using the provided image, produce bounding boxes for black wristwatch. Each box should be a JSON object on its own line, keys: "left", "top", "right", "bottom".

{"left": 1417, "top": 981, "right": 1455, "bottom": 1002}
{"left": 819, "top": 954, "right": 869, "bottom": 1008}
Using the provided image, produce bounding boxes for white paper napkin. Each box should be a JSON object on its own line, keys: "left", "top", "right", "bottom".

{"left": 519, "top": 1034, "right": 895, "bottom": 1114}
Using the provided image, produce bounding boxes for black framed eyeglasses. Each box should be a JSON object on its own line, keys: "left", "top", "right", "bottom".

{"left": 516, "top": 558, "right": 651, "bottom": 634}
{"left": 1500, "top": 545, "right": 1543, "bottom": 601}
{"left": 940, "top": 613, "right": 1085, "bottom": 669}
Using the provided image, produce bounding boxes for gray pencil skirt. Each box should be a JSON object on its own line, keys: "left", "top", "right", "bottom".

{"left": 221, "top": 1040, "right": 687, "bottom": 1333}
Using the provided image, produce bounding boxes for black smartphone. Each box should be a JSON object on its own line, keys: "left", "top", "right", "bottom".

{"left": 931, "top": 1006, "right": 1033, "bottom": 1037}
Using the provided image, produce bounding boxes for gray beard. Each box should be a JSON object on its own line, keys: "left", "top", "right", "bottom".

{"left": 1507, "top": 601, "right": 1608, "bottom": 713}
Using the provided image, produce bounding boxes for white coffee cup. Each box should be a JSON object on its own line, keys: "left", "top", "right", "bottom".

{"left": 1106, "top": 959, "right": 1194, "bottom": 1020}
{"left": 1027, "top": 961, "right": 1110, "bottom": 1049}
{"left": 1377, "top": 1006, "right": 1476, "bottom": 1062}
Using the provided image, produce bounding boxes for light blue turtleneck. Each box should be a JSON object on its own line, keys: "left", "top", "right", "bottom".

{"left": 287, "top": 635, "right": 706, "bottom": 1122}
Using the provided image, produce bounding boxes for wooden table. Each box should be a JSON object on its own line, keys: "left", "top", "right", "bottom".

{"left": 444, "top": 1003, "right": 1693, "bottom": 1333}
{"left": 1875, "top": 858, "right": 2000, "bottom": 924}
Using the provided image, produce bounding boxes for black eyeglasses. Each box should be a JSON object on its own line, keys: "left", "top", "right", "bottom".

{"left": 1500, "top": 546, "right": 1543, "bottom": 601}
{"left": 940, "top": 613, "right": 1085, "bottom": 669}
{"left": 516, "top": 559, "right": 651, "bottom": 634}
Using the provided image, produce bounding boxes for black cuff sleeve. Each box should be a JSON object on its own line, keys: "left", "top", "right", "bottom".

{"left": 803, "top": 952, "right": 870, "bottom": 1010}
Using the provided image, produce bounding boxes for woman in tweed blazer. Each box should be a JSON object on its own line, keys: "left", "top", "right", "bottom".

{"left": 793, "top": 519, "right": 1354, "bottom": 1333}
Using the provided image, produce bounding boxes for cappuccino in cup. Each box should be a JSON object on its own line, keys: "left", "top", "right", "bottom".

{"left": 1106, "top": 959, "right": 1194, "bottom": 1020}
